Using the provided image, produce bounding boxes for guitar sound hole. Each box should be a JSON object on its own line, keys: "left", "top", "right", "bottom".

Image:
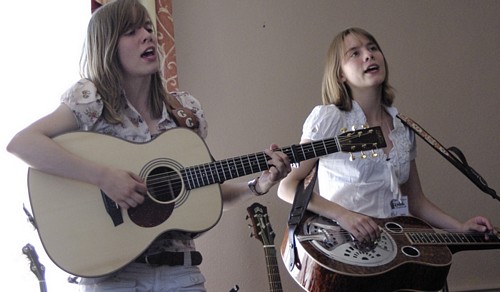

{"left": 401, "top": 246, "right": 420, "bottom": 258}
{"left": 385, "top": 222, "right": 403, "bottom": 233}
{"left": 128, "top": 165, "right": 179, "bottom": 228}
{"left": 147, "top": 166, "right": 182, "bottom": 203}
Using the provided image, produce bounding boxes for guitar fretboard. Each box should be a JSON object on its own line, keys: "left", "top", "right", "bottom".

{"left": 180, "top": 126, "right": 385, "bottom": 190}
{"left": 264, "top": 246, "right": 283, "bottom": 292}
{"left": 181, "top": 136, "right": 343, "bottom": 190}
{"left": 407, "top": 231, "right": 500, "bottom": 245}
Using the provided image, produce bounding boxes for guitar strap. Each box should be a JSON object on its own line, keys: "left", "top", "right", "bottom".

{"left": 165, "top": 93, "right": 200, "bottom": 130}
{"left": 397, "top": 113, "right": 498, "bottom": 202}
{"left": 286, "top": 161, "right": 319, "bottom": 271}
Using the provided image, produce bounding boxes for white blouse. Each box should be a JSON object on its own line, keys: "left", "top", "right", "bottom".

{"left": 302, "top": 101, "right": 416, "bottom": 218}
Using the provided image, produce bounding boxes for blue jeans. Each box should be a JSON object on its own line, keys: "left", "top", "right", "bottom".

{"left": 79, "top": 263, "right": 206, "bottom": 292}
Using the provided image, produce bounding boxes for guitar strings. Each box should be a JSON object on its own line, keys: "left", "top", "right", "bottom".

{"left": 142, "top": 132, "right": 376, "bottom": 192}
{"left": 135, "top": 130, "right": 498, "bottom": 246}
{"left": 303, "top": 227, "right": 497, "bottom": 241}
{"left": 263, "top": 247, "right": 282, "bottom": 289}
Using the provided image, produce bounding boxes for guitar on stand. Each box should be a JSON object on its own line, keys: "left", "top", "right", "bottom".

{"left": 22, "top": 243, "right": 48, "bottom": 292}
{"left": 247, "top": 202, "right": 283, "bottom": 292}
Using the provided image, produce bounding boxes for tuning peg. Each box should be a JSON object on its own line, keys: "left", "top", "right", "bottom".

{"left": 371, "top": 150, "right": 378, "bottom": 158}
{"left": 349, "top": 152, "right": 355, "bottom": 161}
{"left": 362, "top": 123, "right": 369, "bottom": 129}
{"left": 341, "top": 127, "right": 347, "bottom": 133}
{"left": 351, "top": 124, "right": 357, "bottom": 131}
{"left": 360, "top": 151, "right": 367, "bottom": 159}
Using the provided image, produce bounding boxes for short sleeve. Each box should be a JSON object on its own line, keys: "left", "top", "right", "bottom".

{"left": 61, "top": 79, "right": 104, "bottom": 130}
{"left": 302, "top": 105, "right": 343, "bottom": 141}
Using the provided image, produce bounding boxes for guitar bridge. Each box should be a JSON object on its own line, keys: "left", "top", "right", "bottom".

{"left": 101, "top": 190, "right": 123, "bottom": 226}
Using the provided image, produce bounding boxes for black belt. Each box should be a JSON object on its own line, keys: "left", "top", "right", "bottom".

{"left": 134, "top": 251, "right": 202, "bottom": 266}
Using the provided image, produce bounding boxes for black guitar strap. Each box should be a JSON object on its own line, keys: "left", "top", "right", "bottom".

{"left": 397, "top": 113, "right": 498, "bottom": 202}
{"left": 286, "top": 161, "right": 319, "bottom": 271}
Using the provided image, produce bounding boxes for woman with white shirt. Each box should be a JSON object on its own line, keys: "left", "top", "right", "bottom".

{"left": 277, "top": 27, "right": 494, "bottom": 245}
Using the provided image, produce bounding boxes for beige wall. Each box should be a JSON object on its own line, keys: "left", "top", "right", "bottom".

{"left": 172, "top": 1, "right": 500, "bottom": 291}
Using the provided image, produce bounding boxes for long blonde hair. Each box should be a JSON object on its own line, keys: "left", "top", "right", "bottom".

{"left": 80, "top": 0, "right": 167, "bottom": 124}
{"left": 321, "top": 27, "right": 395, "bottom": 110}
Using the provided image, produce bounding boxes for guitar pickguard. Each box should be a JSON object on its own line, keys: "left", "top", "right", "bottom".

{"left": 298, "top": 215, "right": 397, "bottom": 267}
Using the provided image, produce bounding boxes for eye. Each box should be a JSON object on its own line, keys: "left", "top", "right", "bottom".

{"left": 144, "top": 21, "right": 154, "bottom": 33}
{"left": 123, "top": 28, "right": 136, "bottom": 36}
{"left": 368, "top": 45, "right": 379, "bottom": 52}
{"left": 349, "top": 50, "right": 360, "bottom": 57}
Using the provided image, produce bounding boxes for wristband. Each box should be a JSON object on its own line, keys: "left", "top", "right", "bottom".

{"left": 248, "top": 177, "right": 268, "bottom": 196}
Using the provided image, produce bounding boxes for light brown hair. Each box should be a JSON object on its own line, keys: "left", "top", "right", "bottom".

{"left": 80, "top": 0, "right": 167, "bottom": 123}
{"left": 321, "top": 27, "right": 395, "bottom": 110}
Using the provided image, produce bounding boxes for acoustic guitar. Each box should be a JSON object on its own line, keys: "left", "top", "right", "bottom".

{"left": 281, "top": 212, "right": 500, "bottom": 292}
{"left": 247, "top": 202, "right": 283, "bottom": 292}
{"left": 27, "top": 126, "right": 385, "bottom": 277}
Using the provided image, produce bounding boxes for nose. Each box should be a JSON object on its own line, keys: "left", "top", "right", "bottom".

{"left": 364, "top": 53, "right": 374, "bottom": 62}
{"left": 141, "top": 28, "right": 154, "bottom": 43}
{"left": 363, "top": 48, "right": 374, "bottom": 62}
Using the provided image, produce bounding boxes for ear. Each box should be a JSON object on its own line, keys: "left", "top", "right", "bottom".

{"left": 340, "top": 72, "right": 347, "bottom": 82}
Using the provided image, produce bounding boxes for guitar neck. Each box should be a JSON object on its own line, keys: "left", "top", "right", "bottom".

{"left": 182, "top": 137, "right": 339, "bottom": 190}
{"left": 246, "top": 202, "right": 284, "bottom": 292}
{"left": 182, "top": 126, "right": 385, "bottom": 190}
{"left": 406, "top": 229, "right": 500, "bottom": 253}
{"left": 263, "top": 246, "right": 283, "bottom": 292}
{"left": 39, "top": 281, "right": 48, "bottom": 292}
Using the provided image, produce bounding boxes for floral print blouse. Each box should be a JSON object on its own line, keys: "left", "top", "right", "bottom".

{"left": 61, "top": 78, "right": 208, "bottom": 254}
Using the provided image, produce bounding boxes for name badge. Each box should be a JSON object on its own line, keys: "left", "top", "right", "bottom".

{"left": 390, "top": 196, "right": 409, "bottom": 217}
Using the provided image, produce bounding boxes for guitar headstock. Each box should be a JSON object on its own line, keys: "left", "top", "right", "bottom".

{"left": 338, "top": 126, "right": 386, "bottom": 156}
{"left": 246, "top": 202, "right": 275, "bottom": 246}
{"left": 22, "top": 243, "right": 45, "bottom": 283}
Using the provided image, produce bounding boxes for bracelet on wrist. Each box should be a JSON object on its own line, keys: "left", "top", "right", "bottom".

{"left": 248, "top": 176, "right": 268, "bottom": 196}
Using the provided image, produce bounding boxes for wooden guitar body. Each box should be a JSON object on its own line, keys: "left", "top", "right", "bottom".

{"left": 281, "top": 212, "right": 500, "bottom": 292}
{"left": 28, "top": 129, "right": 223, "bottom": 277}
